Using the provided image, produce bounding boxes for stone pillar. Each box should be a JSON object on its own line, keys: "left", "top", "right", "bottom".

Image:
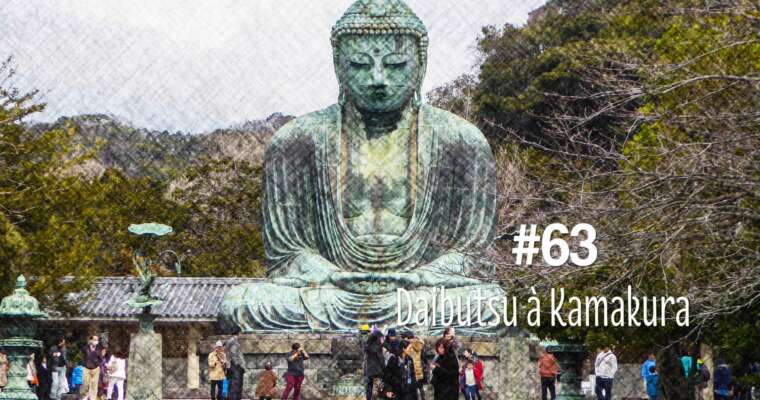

{"left": 187, "top": 326, "right": 201, "bottom": 390}
{"left": 499, "top": 335, "right": 530, "bottom": 400}
{"left": 126, "top": 331, "right": 163, "bottom": 400}
{"left": 126, "top": 312, "right": 163, "bottom": 400}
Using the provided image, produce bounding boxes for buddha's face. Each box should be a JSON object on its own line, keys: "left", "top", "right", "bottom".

{"left": 337, "top": 34, "right": 421, "bottom": 113}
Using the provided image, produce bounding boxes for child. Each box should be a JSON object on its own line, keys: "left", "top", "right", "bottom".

{"left": 254, "top": 361, "right": 278, "bottom": 400}
{"left": 646, "top": 365, "right": 659, "bottom": 400}
{"left": 70, "top": 363, "right": 84, "bottom": 393}
{"left": 460, "top": 361, "right": 478, "bottom": 400}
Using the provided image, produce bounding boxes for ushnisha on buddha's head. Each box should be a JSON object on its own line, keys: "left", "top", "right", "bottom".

{"left": 331, "top": 0, "right": 428, "bottom": 115}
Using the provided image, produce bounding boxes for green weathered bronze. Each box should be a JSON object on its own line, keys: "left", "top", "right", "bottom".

{"left": 125, "top": 223, "right": 181, "bottom": 333}
{"left": 547, "top": 344, "right": 588, "bottom": 400}
{"left": 221, "top": 0, "right": 503, "bottom": 333}
{"left": 0, "top": 275, "right": 47, "bottom": 400}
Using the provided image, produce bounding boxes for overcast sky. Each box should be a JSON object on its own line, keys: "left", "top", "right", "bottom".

{"left": 1, "top": 0, "right": 544, "bottom": 133}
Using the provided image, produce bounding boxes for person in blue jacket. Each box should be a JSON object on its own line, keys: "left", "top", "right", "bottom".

{"left": 70, "top": 363, "right": 84, "bottom": 393}
{"left": 640, "top": 352, "right": 656, "bottom": 384}
{"left": 713, "top": 359, "right": 732, "bottom": 400}
{"left": 645, "top": 365, "right": 659, "bottom": 400}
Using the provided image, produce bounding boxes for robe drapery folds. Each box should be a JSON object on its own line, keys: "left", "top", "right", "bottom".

{"left": 219, "top": 104, "right": 504, "bottom": 332}
{"left": 263, "top": 103, "right": 498, "bottom": 275}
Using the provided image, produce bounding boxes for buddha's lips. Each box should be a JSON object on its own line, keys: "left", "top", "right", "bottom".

{"left": 369, "top": 90, "right": 389, "bottom": 99}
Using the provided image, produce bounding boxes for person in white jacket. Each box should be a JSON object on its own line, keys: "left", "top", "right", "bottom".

{"left": 106, "top": 351, "right": 127, "bottom": 400}
{"left": 595, "top": 346, "right": 618, "bottom": 400}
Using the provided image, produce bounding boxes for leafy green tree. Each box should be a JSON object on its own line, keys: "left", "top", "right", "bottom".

{"left": 0, "top": 57, "right": 100, "bottom": 307}
{"left": 439, "top": 1, "right": 760, "bottom": 396}
{"left": 170, "top": 157, "right": 266, "bottom": 277}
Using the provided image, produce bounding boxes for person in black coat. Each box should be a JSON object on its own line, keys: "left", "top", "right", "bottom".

{"left": 35, "top": 354, "right": 53, "bottom": 400}
{"left": 382, "top": 341, "right": 417, "bottom": 400}
{"left": 431, "top": 339, "right": 459, "bottom": 400}
{"left": 365, "top": 330, "right": 386, "bottom": 400}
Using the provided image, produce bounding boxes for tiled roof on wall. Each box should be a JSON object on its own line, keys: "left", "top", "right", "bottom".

{"left": 48, "top": 277, "right": 265, "bottom": 322}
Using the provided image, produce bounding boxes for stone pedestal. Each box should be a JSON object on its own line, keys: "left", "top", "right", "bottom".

{"left": 126, "top": 332, "right": 163, "bottom": 400}
{"left": 0, "top": 276, "right": 47, "bottom": 400}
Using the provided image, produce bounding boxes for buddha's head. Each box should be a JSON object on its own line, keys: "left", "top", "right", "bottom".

{"left": 332, "top": 0, "right": 428, "bottom": 114}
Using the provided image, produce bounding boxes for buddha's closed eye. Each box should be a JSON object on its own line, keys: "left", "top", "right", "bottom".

{"left": 350, "top": 61, "right": 371, "bottom": 70}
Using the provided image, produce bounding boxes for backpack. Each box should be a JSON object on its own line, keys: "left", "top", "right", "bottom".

{"left": 700, "top": 365, "right": 711, "bottom": 383}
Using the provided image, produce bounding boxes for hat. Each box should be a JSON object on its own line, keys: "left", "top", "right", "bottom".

{"left": 387, "top": 328, "right": 397, "bottom": 337}
{"left": 215, "top": 340, "right": 224, "bottom": 348}
{"left": 402, "top": 330, "right": 415, "bottom": 339}
{"left": 360, "top": 324, "right": 370, "bottom": 332}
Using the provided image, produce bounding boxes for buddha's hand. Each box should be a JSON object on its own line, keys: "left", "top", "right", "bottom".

{"left": 415, "top": 252, "right": 483, "bottom": 288}
{"left": 270, "top": 253, "right": 342, "bottom": 287}
{"left": 330, "top": 272, "right": 421, "bottom": 294}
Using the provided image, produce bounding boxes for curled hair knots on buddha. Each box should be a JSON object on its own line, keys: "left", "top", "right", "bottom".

{"left": 331, "top": 0, "right": 428, "bottom": 106}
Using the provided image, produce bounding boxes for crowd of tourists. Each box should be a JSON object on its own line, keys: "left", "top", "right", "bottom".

{"left": 362, "top": 325, "right": 485, "bottom": 400}
{"left": 204, "top": 326, "right": 309, "bottom": 400}
{"left": 0, "top": 335, "right": 127, "bottom": 400}
{"left": 2, "top": 330, "right": 757, "bottom": 400}
{"left": 637, "top": 349, "right": 757, "bottom": 400}
{"left": 207, "top": 325, "right": 484, "bottom": 400}
{"left": 536, "top": 344, "right": 757, "bottom": 400}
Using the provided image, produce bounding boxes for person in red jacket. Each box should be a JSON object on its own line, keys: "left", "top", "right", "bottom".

{"left": 461, "top": 349, "right": 484, "bottom": 400}
{"left": 538, "top": 348, "right": 561, "bottom": 400}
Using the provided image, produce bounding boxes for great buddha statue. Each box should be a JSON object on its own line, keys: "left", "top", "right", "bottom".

{"left": 221, "top": 0, "right": 505, "bottom": 333}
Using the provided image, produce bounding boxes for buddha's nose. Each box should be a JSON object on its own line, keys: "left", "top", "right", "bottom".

{"left": 370, "top": 65, "right": 387, "bottom": 89}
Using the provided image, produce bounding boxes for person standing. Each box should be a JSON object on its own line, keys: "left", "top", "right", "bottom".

{"left": 640, "top": 352, "right": 656, "bottom": 389}
{"left": 695, "top": 358, "right": 711, "bottom": 400}
{"left": 430, "top": 339, "right": 458, "bottom": 400}
{"left": 106, "top": 351, "right": 126, "bottom": 400}
{"left": 226, "top": 329, "right": 246, "bottom": 400}
{"left": 594, "top": 346, "right": 617, "bottom": 400}
{"left": 713, "top": 359, "right": 732, "bottom": 400}
{"left": 255, "top": 361, "right": 278, "bottom": 400}
{"left": 0, "top": 350, "right": 9, "bottom": 391}
{"left": 538, "top": 348, "right": 560, "bottom": 400}
{"left": 460, "top": 361, "right": 479, "bottom": 400}
{"left": 645, "top": 366, "right": 659, "bottom": 400}
{"left": 405, "top": 332, "right": 428, "bottom": 400}
{"left": 98, "top": 347, "right": 110, "bottom": 400}
{"left": 364, "top": 330, "right": 385, "bottom": 400}
{"left": 81, "top": 335, "right": 103, "bottom": 400}
{"left": 381, "top": 341, "right": 417, "bottom": 400}
{"left": 462, "top": 349, "right": 483, "bottom": 400}
{"left": 36, "top": 354, "right": 52, "bottom": 400}
{"left": 49, "top": 338, "right": 68, "bottom": 400}
{"left": 70, "top": 363, "right": 84, "bottom": 394}
{"left": 27, "top": 353, "right": 38, "bottom": 390}
{"left": 282, "top": 343, "right": 309, "bottom": 400}
{"left": 681, "top": 352, "right": 693, "bottom": 380}
{"left": 208, "top": 341, "right": 227, "bottom": 400}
